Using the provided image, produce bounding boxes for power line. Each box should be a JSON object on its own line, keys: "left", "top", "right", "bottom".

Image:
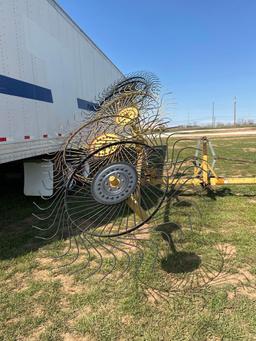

{"left": 212, "top": 102, "right": 215, "bottom": 127}
{"left": 187, "top": 112, "right": 190, "bottom": 126}
{"left": 233, "top": 96, "right": 237, "bottom": 126}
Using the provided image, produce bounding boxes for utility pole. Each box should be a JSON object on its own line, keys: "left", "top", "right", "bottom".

{"left": 187, "top": 112, "right": 190, "bottom": 127}
{"left": 233, "top": 96, "right": 237, "bottom": 126}
{"left": 212, "top": 102, "right": 215, "bottom": 128}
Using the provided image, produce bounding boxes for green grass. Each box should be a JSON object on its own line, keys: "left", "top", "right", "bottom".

{"left": 1, "top": 137, "right": 256, "bottom": 341}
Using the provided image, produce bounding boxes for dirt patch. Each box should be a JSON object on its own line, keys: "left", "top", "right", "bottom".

{"left": 236, "top": 285, "right": 256, "bottom": 299}
{"left": 55, "top": 274, "right": 79, "bottom": 294}
{"left": 211, "top": 266, "right": 255, "bottom": 288}
{"left": 247, "top": 199, "right": 256, "bottom": 204}
{"left": 121, "top": 314, "right": 133, "bottom": 325}
{"left": 57, "top": 272, "right": 91, "bottom": 294}
{"left": 227, "top": 291, "right": 235, "bottom": 300}
{"left": 6, "top": 272, "right": 29, "bottom": 292}
{"left": 37, "top": 256, "right": 53, "bottom": 267}
{"left": 32, "top": 269, "right": 50, "bottom": 281}
{"left": 243, "top": 147, "right": 256, "bottom": 153}
{"left": 30, "top": 265, "right": 88, "bottom": 294}
{"left": 63, "top": 333, "right": 94, "bottom": 341}
{"left": 205, "top": 244, "right": 256, "bottom": 288}
{"left": 216, "top": 243, "right": 236, "bottom": 258}
{"left": 228, "top": 282, "right": 256, "bottom": 300}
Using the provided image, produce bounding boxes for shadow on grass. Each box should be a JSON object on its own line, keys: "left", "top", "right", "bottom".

{"left": 205, "top": 186, "right": 256, "bottom": 200}
{"left": 155, "top": 223, "right": 201, "bottom": 274}
{"left": 0, "top": 168, "right": 48, "bottom": 260}
{"left": 205, "top": 187, "right": 233, "bottom": 200}
{"left": 161, "top": 251, "right": 201, "bottom": 274}
{"left": 176, "top": 186, "right": 256, "bottom": 200}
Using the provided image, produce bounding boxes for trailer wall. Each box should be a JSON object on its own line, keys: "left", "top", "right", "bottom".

{"left": 0, "top": 0, "right": 122, "bottom": 163}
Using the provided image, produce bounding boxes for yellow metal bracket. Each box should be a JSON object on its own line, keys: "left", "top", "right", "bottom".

{"left": 191, "top": 137, "right": 256, "bottom": 187}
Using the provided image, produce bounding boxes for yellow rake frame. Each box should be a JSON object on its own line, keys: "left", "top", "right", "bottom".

{"left": 133, "top": 136, "right": 256, "bottom": 220}
{"left": 182, "top": 137, "right": 256, "bottom": 187}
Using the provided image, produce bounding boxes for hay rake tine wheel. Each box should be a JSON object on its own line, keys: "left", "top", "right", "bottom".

{"left": 64, "top": 140, "right": 169, "bottom": 237}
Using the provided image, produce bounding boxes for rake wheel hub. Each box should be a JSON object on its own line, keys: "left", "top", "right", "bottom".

{"left": 91, "top": 162, "right": 137, "bottom": 205}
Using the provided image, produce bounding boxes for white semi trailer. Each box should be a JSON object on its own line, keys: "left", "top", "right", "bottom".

{"left": 0, "top": 0, "right": 122, "bottom": 164}
{"left": 0, "top": 0, "right": 122, "bottom": 195}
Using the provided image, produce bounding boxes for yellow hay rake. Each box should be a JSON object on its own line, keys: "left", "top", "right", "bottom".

{"left": 36, "top": 73, "right": 256, "bottom": 239}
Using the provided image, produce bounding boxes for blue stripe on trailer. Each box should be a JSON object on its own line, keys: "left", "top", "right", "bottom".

{"left": 77, "top": 98, "right": 98, "bottom": 111}
{"left": 0, "top": 75, "right": 53, "bottom": 103}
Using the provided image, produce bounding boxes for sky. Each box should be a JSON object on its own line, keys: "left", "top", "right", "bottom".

{"left": 58, "top": 0, "right": 256, "bottom": 126}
